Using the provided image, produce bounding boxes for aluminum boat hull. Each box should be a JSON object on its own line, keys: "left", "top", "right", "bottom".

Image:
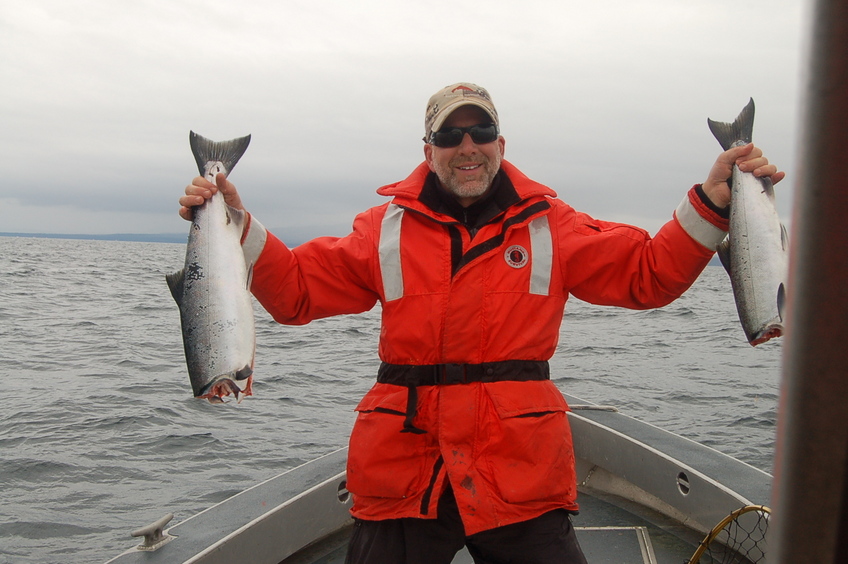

{"left": 107, "top": 394, "right": 771, "bottom": 564}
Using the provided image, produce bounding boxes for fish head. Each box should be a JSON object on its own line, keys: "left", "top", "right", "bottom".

{"left": 198, "top": 370, "right": 254, "bottom": 404}
{"left": 749, "top": 324, "right": 784, "bottom": 346}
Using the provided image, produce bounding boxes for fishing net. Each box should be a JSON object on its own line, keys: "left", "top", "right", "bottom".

{"left": 687, "top": 505, "right": 771, "bottom": 564}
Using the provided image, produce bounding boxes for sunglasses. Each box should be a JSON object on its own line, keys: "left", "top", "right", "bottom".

{"left": 429, "top": 124, "right": 499, "bottom": 148}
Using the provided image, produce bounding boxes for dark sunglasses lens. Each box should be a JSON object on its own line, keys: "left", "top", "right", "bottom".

{"left": 432, "top": 124, "right": 498, "bottom": 148}
{"left": 469, "top": 124, "right": 498, "bottom": 144}
{"left": 432, "top": 129, "right": 464, "bottom": 148}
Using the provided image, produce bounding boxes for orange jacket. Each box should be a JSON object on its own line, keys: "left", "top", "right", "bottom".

{"left": 244, "top": 160, "right": 726, "bottom": 535}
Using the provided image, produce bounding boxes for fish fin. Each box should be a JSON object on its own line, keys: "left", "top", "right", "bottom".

{"left": 224, "top": 206, "right": 254, "bottom": 285}
{"left": 707, "top": 98, "right": 755, "bottom": 150}
{"left": 227, "top": 205, "right": 248, "bottom": 232}
{"left": 189, "top": 131, "right": 252, "bottom": 177}
{"left": 761, "top": 176, "right": 775, "bottom": 199}
{"left": 716, "top": 237, "right": 732, "bottom": 274}
{"left": 222, "top": 205, "right": 250, "bottom": 243}
{"left": 781, "top": 223, "right": 790, "bottom": 251}
{"left": 777, "top": 283, "right": 787, "bottom": 321}
{"left": 245, "top": 262, "right": 254, "bottom": 291}
{"left": 235, "top": 365, "right": 253, "bottom": 381}
{"left": 165, "top": 270, "right": 185, "bottom": 305}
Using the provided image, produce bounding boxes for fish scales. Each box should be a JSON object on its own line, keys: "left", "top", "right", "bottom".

{"left": 166, "top": 131, "right": 256, "bottom": 402}
{"left": 709, "top": 99, "right": 789, "bottom": 346}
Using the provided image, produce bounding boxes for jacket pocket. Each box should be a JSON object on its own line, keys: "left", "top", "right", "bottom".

{"left": 482, "top": 380, "right": 576, "bottom": 504}
{"left": 346, "top": 383, "right": 435, "bottom": 499}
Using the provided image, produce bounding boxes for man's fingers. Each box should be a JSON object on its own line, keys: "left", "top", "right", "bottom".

{"left": 179, "top": 193, "right": 207, "bottom": 207}
{"left": 727, "top": 142, "right": 755, "bottom": 164}
{"left": 179, "top": 176, "right": 219, "bottom": 221}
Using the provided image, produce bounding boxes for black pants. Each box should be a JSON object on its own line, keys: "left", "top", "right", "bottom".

{"left": 345, "top": 487, "right": 588, "bottom": 564}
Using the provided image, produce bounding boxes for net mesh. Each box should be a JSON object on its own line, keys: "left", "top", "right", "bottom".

{"left": 688, "top": 505, "right": 771, "bottom": 564}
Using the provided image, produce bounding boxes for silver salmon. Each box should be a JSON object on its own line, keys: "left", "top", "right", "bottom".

{"left": 709, "top": 99, "right": 789, "bottom": 346}
{"left": 166, "top": 131, "right": 255, "bottom": 402}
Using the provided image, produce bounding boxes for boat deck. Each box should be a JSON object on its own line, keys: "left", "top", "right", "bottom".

{"left": 282, "top": 486, "right": 704, "bottom": 564}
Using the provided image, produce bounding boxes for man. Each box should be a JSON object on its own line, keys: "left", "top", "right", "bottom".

{"left": 180, "top": 83, "right": 783, "bottom": 563}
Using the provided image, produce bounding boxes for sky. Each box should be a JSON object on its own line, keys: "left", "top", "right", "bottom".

{"left": 1, "top": 0, "right": 807, "bottom": 243}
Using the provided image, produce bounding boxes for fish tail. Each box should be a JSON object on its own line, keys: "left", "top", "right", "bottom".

{"left": 707, "top": 98, "right": 755, "bottom": 150}
{"left": 189, "top": 131, "right": 252, "bottom": 177}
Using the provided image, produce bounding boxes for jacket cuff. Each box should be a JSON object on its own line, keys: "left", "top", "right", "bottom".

{"left": 674, "top": 185, "right": 729, "bottom": 250}
{"left": 241, "top": 212, "right": 267, "bottom": 265}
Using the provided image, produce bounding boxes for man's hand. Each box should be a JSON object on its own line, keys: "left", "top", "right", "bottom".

{"left": 701, "top": 143, "right": 786, "bottom": 209}
{"left": 179, "top": 172, "right": 245, "bottom": 221}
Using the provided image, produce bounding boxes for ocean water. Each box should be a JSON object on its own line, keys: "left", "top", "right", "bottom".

{"left": 0, "top": 236, "right": 782, "bottom": 563}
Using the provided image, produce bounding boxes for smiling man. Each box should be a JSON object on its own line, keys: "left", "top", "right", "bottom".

{"left": 423, "top": 89, "right": 505, "bottom": 205}
{"left": 180, "top": 82, "right": 782, "bottom": 564}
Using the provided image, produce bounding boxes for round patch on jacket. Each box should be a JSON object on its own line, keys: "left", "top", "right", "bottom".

{"left": 504, "top": 245, "right": 529, "bottom": 268}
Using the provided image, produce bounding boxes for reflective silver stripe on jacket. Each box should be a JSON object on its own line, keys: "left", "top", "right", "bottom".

{"left": 379, "top": 204, "right": 405, "bottom": 301}
{"left": 675, "top": 194, "right": 727, "bottom": 249}
{"left": 529, "top": 215, "right": 552, "bottom": 295}
{"left": 378, "top": 205, "right": 554, "bottom": 301}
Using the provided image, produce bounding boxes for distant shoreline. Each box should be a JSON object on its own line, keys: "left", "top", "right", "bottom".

{"left": 3, "top": 231, "right": 724, "bottom": 266}
{"left": 0, "top": 232, "right": 186, "bottom": 244}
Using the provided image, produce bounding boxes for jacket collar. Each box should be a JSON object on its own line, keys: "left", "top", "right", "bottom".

{"left": 376, "top": 160, "right": 558, "bottom": 217}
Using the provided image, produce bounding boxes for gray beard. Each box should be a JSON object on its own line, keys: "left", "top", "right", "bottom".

{"left": 433, "top": 153, "right": 502, "bottom": 201}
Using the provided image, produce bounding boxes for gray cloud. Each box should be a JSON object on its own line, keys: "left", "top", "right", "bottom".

{"left": 1, "top": 0, "right": 804, "bottom": 238}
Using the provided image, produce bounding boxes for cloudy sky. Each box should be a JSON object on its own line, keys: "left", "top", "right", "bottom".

{"left": 2, "top": 0, "right": 806, "bottom": 243}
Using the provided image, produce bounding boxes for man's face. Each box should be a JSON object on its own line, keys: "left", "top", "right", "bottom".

{"left": 424, "top": 105, "right": 505, "bottom": 207}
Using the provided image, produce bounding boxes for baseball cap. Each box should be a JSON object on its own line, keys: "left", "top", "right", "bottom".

{"left": 424, "top": 83, "right": 499, "bottom": 142}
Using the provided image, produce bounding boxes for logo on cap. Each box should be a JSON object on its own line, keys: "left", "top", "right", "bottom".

{"left": 451, "top": 85, "right": 492, "bottom": 103}
{"left": 424, "top": 82, "right": 498, "bottom": 142}
{"left": 504, "top": 245, "right": 529, "bottom": 269}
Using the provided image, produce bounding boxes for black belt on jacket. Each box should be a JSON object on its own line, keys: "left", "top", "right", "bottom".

{"left": 376, "top": 361, "right": 550, "bottom": 434}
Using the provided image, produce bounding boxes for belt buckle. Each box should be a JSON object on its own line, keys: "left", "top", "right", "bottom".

{"left": 441, "top": 364, "right": 466, "bottom": 385}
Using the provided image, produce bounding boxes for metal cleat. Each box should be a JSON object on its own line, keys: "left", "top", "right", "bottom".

{"left": 131, "top": 513, "right": 175, "bottom": 551}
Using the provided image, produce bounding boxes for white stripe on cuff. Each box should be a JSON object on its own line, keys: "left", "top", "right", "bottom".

{"left": 242, "top": 215, "right": 268, "bottom": 268}
{"left": 674, "top": 196, "right": 727, "bottom": 250}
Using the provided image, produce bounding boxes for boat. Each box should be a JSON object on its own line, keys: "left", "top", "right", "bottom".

{"left": 107, "top": 394, "right": 771, "bottom": 564}
{"left": 109, "top": 0, "right": 848, "bottom": 559}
